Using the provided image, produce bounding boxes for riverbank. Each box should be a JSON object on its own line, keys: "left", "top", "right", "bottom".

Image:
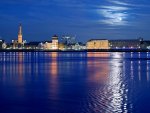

{"left": 0, "top": 49, "right": 149, "bottom": 52}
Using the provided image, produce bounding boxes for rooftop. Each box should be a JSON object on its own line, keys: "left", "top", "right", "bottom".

{"left": 52, "top": 35, "right": 58, "bottom": 37}
{"left": 88, "top": 39, "right": 108, "bottom": 42}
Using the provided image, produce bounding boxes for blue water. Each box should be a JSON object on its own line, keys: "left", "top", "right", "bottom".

{"left": 0, "top": 52, "right": 150, "bottom": 113}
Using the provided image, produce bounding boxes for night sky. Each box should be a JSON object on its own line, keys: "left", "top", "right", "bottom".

{"left": 0, "top": 0, "right": 150, "bottom": 42}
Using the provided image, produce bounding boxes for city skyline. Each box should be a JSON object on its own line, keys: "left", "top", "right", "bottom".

{"left": 0, "top": 0, "right": 150, "bottom": 42}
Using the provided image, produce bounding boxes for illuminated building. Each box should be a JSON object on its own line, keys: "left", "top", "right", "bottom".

{"left": 44, "top": 41, "right": 52, "bottom": 50}
{"left": 72, "top": 43, "right": 86, "bottom": 50}
{"left": 0, "top": 40, "right": 7, "bottom": 49}
{"left": 12, "top": 40, "right": 18, "bottom": 49}
{"left": 109, "top": 39, "right": 141, "bottom": 49}
{"left": 11, "top": 24, "right": 25, "bottom": 49}
{"left": 42, "top": 35, "right": 59, "bottom": 50}
{"left": 18, "top": 24, "right": 23, "bottom": 44}
{"left": 86, "top": 39, "right": 109, "bottom": 49}
{"left": 52, "top": 35, "right": 58, "bottom": 50}
{"left": 58, "top": 43, "right": 65, "bottom": 50}
{"left": 2, "top": 42, "right": 7, "bottom": 49}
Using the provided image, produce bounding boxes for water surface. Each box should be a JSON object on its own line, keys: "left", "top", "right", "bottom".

{"left": 0, "top": 52, "right": 150, "bottom": 113}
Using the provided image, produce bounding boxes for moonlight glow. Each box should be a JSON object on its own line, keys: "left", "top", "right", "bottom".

{"left": 98, "top": 1, "right": 129, "bottom": 26}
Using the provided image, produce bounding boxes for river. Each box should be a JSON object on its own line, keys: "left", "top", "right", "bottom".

{"left": 0, "top": 52, "right": 150, "bottom": 113}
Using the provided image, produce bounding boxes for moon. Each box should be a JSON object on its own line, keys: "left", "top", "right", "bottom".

{"left": 118, "top": 17, "right": 122, "bottom": 21}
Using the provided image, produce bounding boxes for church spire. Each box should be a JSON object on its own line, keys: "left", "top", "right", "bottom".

{"left": 18, "top": 23, "right": 22, "bottom": 34}
{"left": 18, "top": 23, "right": 23, "bottom": 43}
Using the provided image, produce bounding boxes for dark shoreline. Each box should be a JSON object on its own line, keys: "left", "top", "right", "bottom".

{"left": 0, "top": 49, "right": 149, "bottom": 52}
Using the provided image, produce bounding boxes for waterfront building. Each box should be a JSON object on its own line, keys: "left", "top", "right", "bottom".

{"left": 78, "top": 42, "right": 86, "bottom": 50}
{"left": 52, "top": 35, "right": 58, "bottom": 50}
{"left": 109, "top": 39, "right": 141, "bottom": 49}
{"left": 12, "top": 24, "right": 25, "bottom": 49}
{"left": 24, "top": 42, "right": 40, "bottom": 49}
{"left": 18, "top": 24, "right": 23, "bottom": 44}
{"left": 43, "top": 41, "right": 52, "bottom": 50}
{"left": 72, "top": 43, "right": 80, "bottom": 50}
{"left": 42, "top": 35, "right": 59, "bottom": 50}
{"left": 0, "top": 40, "right": 7, "bottom": 49}
{"left": 65, "top": 44, "right": 73, "bottom": 50}
{"left": 58, "top": 43, "right": 65, "bottom": 50}
{"left": 38, "top": 42, "right": 44, "bottom": 49}
{"left": 72, "top": 42, "right": 86, "bottom": 50}
{"left": 86, "top": 39, "right": 109, "bottom": 49}
{"left": 140, "top": 41, "right": 150, "bottom": 49}
{"left": 12, "top": 40, "right": 18, "bottom": 49}
{"left": 2, "top": 42, "right": 7, "bottom": 49}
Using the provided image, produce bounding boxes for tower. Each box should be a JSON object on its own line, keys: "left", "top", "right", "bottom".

{"left": 52, "top": 35, "right": 58, "bottom": 50}
{"left": 18, "top": 23, "right": 23, "bottom": 44}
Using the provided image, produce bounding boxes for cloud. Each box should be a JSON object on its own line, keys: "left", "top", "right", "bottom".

{"left": 100, "top": 5, "right": 130, "bottom": 11}
{"left": 97, "top": 1, "right": 130, "bottom": 26}
{"left": 107, "top": 0, "right": 150, "bottom": 8}
{"left": 99, "top": 10, "right": 128, "bottom": 25}
{"left": 107, "top": 0, "right": 132, "bottom": 6}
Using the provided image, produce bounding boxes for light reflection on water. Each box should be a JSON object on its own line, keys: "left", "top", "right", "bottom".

{"left": 0, "top": 52, "right": 150, "bottom": 113}
{"left": 109, "top": 53, "right": 128, "bottom": 113}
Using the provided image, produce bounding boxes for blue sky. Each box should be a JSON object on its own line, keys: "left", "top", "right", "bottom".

{"left": 0, "top": 0, "right": 150, "bottom": 42}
